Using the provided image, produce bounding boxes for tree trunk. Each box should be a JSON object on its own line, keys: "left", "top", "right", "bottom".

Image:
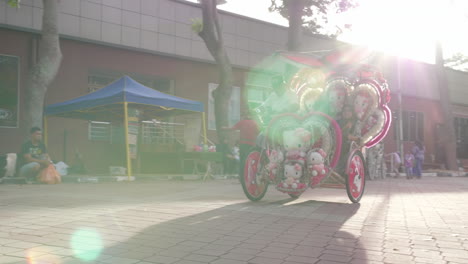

{"left": 24, "top": 0, "right": 62, "bottom": 134}
{"left": 435, "top": 41, "right": 458, "bottom": 171}
{"left": 286, "top": 0, "right": 304, "bottom": 51}
{"left": 198, "top": 0, "right": 233, "bottom": 143}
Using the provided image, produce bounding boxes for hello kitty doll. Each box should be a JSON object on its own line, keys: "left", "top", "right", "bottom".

{"left": 351, "top": 83, "right": 384, "bottom": 146}
{"left": 307, "top": 149, "right": 327, "bottom": 187}
{"left": 283, "top": 127, "right": 312, "bottom": 164}
{"left": 354, "top": 89, "right": 372, "bottom": 121}
{"left": 283, "top": 162, "right": 303, "bottom": 189}
{"left": 326, "top": 80, "right": 350, "bottom": 120}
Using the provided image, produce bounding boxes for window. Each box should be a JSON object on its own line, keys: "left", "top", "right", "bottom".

{"left": 0, "top": 54, "right": 20, "bottom": 128}
{"left": 141, "top": 120, "right": 184, "bottom": 145}
{"left": 455, "top": 117, "right": 468, "bottom": 159}
{"left": 393, "top": 110, "right": 424, "bottom": 141}
{"left": 88, "top": 121, "right": 112, "bottom": 141}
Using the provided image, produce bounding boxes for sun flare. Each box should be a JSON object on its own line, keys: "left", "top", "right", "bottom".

{"left": 338, "top": 0, "right": 468, "bottom": 62}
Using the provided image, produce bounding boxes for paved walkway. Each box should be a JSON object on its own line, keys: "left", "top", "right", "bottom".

{"left": 1, "top": 177, "right": 468, "bottom": 264}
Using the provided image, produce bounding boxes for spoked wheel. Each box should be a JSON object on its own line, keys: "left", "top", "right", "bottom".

{"left": 288, "top": 193, "right": 301, "bottom": 199}
{"left": 240, "top": 149, "right": 268, "bottom": 201}
{"left": 345, "top": 150, "right": 366, "bottom": 203}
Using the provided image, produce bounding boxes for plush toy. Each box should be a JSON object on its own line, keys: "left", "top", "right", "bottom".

{"left": 307, "top": 149, "right": 327, "bottom": 187}
{"left": 351, "top": 83, "right": 387, "bottom": 147}
{"left": 283, "top": 162, "right": 303, "bottom": 189}
{"left": 283, "top": 127, "right": 312, "bottom": 164}
{"left": 325, "top": 79, "right": 351, "bottom": 120}
{"left": 354, "top": 90, "right": 372, "bottom": 120}
{"left": 267, "top": 149, "right": 284, "bottom": 180}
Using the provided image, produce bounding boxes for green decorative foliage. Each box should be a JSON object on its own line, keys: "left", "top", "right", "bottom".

{"left": 191, "top": 18, "right": 203, "bottom": 33}
{"left": 7, "top": 0, "right": 19, "bottom": 8}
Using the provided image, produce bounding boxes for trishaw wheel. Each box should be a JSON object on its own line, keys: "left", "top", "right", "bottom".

{"left": 288, "top": 193, "right": 301, "bottom": 199}
{"left": 345, "top": 150, "right": 366, "bottom": 203}
{"left": 240, "top": 149, "right": 268, "bottom": 201}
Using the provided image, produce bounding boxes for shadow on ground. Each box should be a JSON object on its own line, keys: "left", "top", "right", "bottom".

{"left": 11, "top": 196, "right": 367, "bottom": 264}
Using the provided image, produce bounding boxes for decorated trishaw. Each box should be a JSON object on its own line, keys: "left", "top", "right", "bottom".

{"left": 240, "top": 49, "right": 392, "bottom": 203}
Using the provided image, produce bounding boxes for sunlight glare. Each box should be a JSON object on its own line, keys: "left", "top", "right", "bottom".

{"left": 70, "top": 228, "right": 103, "bottom": 262}
{"left": 338, "top": 0, "right": 467, "bottom": 62}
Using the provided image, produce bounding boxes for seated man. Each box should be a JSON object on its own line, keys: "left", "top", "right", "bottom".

{"left": 254, "top": 75, "right": 299, "bottom": 125}
{"left": 19, "top": 127, "right": 52, "bottom": 182}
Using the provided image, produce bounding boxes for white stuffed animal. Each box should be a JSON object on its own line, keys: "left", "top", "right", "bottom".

{"left": 307, "top": 149, "right": 328, "bottom": 187}
{"left": 307, "top": 149, "right": 326, "bottom": 177}
{"left": 283, "top": 162, "right": 302, "bottom": 189}
{"left": 283, "top": 127, "right": 311, "bottom": 164}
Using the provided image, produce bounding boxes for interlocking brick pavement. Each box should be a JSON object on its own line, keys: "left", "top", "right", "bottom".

{"left": 1, "top": 176, "right": 468, "bottom": 263}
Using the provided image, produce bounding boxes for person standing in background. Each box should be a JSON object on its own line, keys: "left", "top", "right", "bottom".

{"left": 386, "top": 151, "right": 402, "bottom": 177}
{"left": 404, "top": 151, "right": 415, "bottom": 179}
{"left": 222, "top": 113, "right": 259, "bottom": 175}
{"left": 412, "top": 140, "right": 425, "bottom": 179}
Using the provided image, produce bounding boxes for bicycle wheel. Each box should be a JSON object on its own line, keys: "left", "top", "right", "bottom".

{"left": 345, "top": 150, "right": 366, "bottom": 203}
{"left": 240, "top": 149, "right": 268, "bottom": 201}
{"left": 288, "top": 193, "right": 301, "bottom": 199}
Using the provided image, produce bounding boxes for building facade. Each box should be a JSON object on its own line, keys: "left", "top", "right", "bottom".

{"left": 1, "top": 0, "right": 467, "bottom": 172}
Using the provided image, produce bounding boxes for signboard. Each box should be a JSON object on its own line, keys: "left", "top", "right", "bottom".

{"left": 127, "top": 108, "right": 140, "bottom": 159}
{"left": 0, "top": 55, "right": 19, "bottom": 128}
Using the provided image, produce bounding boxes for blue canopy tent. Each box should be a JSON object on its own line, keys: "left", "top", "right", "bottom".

{"left": 44, "top": 76, "right": 206, "bottom": 177}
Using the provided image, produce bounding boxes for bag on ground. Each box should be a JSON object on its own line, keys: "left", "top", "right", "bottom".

{"left": 38, "top": 164, "right": 61, "bottom": 184}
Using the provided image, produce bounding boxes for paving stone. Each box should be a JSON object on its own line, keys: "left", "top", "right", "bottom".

{"left": 183, "top": 253, "right": 218, "bottom": 262}
{"left": 172, "top": 260, "right": 204, "bottom": 264}
{"left": 220, "top": 252, "right": 255, "bottom": 261}
{"left": 248, "top": 256, "right": 284, "bottom": 264}
{"left": 284, "top": 255, "right": 319, "bottom": 263}
{"left": 383, "top": 253, "right": 414, "bottom": 263}
{"left": 0, "top": 246, "right": 23, "bottom": 254}
{"left": 316, "top": 260, "right": 347, "bottom": 264}
{"left": 229, "top": 247, "right": 259, "bottom": 255}
{"left": 2, "top": 179, "right": 468, "bottom": 264}
{"left": 261, "top": 246, "right": 292, "bottom": 254}
{"left": 413, "top": 257, "right": 447, "bottom": 264}
{"left": 319, "top": 253, "right": 352, "bottom": 263}
{"left": 193, "top": 248, "right": 228, "bottom": 257}
{"left": 210, "top": 258, "right": 245, "bottom": 264}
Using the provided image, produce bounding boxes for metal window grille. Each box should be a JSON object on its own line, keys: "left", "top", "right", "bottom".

{"left": 88, "top": 121, "right": 112, "bottom": 141}
{"left": 455, "top": 117, "right": 468, "bottom": 159}
{"left": 141, "top": 120, "right": 184, "bottom": 145}
{"left": 393, "top": 110, "right": 424, "bottom": 142}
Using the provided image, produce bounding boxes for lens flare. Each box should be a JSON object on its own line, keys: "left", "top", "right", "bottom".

{"left": 70, "top": 228, "right": 103, "bottom": 262}
{"left": 26, "top": 248, "right": 62, "bottom": 264}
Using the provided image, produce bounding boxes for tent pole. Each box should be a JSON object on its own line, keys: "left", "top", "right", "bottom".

{"left": 43, "top": 116, "right": 48, "bottom": 147}
{"left": 123, "top": 102, "right": 132, "bottom": 178}
{"left": 202, "top": 112, "right": 207, "bottom": 144}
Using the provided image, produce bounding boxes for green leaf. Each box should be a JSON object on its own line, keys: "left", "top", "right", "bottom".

{"left": 191, "top": 18, "right": 203, "bottom": 33}
{"left": 7, "top": 0, "right": 19, "bottom": 8}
